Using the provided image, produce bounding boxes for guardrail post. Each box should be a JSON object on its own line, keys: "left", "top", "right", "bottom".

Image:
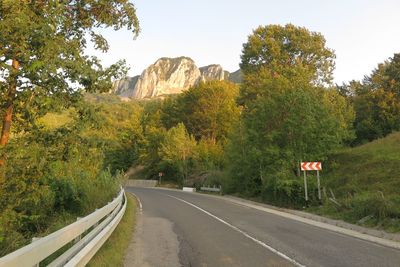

{"left": 74, "top": 217, "right": 82, "bottom": 243}
{"left": 31, "top": 237, "right": 41, "bottom": 267}
{"left": 93, "top": 209, "right": 99, "bottom": 227}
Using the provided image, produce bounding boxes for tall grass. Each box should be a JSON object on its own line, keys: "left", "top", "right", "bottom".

{"left": 314, "top": 132, "right": 400, "bottom": 232}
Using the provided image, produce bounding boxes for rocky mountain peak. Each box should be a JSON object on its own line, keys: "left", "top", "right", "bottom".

{"left": 199, "top": 64, "right": 229, "bottom": 82}
{"left": 112, "top": 57, "right": 241, "bottom": 99}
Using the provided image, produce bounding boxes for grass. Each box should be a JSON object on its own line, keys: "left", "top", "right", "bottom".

{"left": 324, "top": 132, "right": 400, "bottom": 196}
{"left": 87, "top": 194, "right": 137, "bottom": 267}
{"left": 310, "top": 132, "right": 400, "bottom": 232}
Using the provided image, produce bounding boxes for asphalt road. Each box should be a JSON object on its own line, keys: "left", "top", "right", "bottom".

{"left": 125, "top": 187, "right": 400, "bottom": 267}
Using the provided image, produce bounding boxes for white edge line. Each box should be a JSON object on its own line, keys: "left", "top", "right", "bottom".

{"left": 140, "top": 187, "right": 400, "bottom": 249}
{"left": 222, "top": 198, "right": 400, "bottom": 250}
{"left": 127, "top": 191, "right": 143, "bottom": 213}
{"left": 166, "top": 194, "right": 305, "bottom": 267}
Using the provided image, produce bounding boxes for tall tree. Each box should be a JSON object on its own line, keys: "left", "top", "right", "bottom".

{"left": 176, "top": 81, "right": 240, "bottom": 142}
{"left": 239, "top": 24, "right": 335, "bottom": 105}
{"left": 226, "top": 24, "right": 353, "bottom": 201}
{"left": 158, "top": 123, "right": 197, "bottom": 184}
{"left": 0, "top": 0, "right": 140, "bottom": 146}
{"left": 346, "top": 53, "right": 400, "bottom": 143}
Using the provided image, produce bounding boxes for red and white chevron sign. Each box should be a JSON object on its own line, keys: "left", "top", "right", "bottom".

{"left": 301, "top": 162, "right": 322, "bottom": 171}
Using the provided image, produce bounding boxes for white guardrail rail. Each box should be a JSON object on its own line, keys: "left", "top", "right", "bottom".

{"left": 0, "top": 187, "right": 127, "bottom": 267}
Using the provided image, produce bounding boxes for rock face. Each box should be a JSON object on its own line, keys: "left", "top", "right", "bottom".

{"left": 112, "top": 75, "right": 139, "bottom": 97}
{"left": 133, "top": 57, "right": 201, "bottom": 99}
{"left": 229, "top": 69, "right": 243, "bottom": 84}
{"left": 112, "top": 57, "right": 241, "bottom": 99}
{"left": 199, "top": 64, "right": 228, "bottom": 82}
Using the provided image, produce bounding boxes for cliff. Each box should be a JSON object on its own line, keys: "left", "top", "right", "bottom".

{"left": 112, "top": 57, "right": 241, "bottom": 99}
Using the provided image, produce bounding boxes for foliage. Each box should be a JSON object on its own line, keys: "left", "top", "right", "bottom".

{"left": 195, "top": 138, "right": 225, "bottom": 171}
{"left": 226, "top": 86, "right": 354, "bottom": 199}
{"left": 139, "top": 81, "right": 240, "bottom": 182}
{"left": 315, "top": 132, "right": 400, "bottom": 231}
{"left": 0, "top": 96, "right": 142, "bottom": 255}
{"left": 158, "top": 123, "right": 197, "bottom": 184}
{"left": 139, "top": 106, "right": 167, "bottom": 179}
{"left": 225, "top": 24, "right": 353, "bottom": 202}
{"left": 343, "top": 54, "right": 400, "bottom": 144}
{"left": 239, "top": 24, "right": 335, "bottom": 105}
{"left": 80, "top": 99, "right": 144, "bottom": 174}
{"left": 167, "top": 81, "right": 240, "bottom": 142}
{"left": 0, "top": 0, "right": 140, "bottom": 144}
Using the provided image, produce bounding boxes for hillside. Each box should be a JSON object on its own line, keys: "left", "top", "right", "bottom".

{"left": 325, "top": 132, "right": 400, "bottom": 196}
{"left": 315, "top": 132, "right": 400, "bottom": 232}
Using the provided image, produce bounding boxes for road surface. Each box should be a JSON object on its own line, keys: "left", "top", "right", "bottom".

{"left": 125, "top": 187, "right": 400, "bottom": 267}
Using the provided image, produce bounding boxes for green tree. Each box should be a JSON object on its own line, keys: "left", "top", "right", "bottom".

{"left": 226, "top": 24, "right": 353, "bottom": 202}
{"left": 0, "top": 0, "right": 140, "bottom": 146}
{"left": 228, "top": 83, "right": 353, "bottom": 196}
{"left": 139, "top": 109, "right": 167, "bottom": 178}
{"left": 158, "top": 123, "right": 197, "bottom": 184}
{"left": 239, "top": 24, "right": 335, "bottom": 105}
{"left": 348, "top": 54, "right": 400, "bottom": 143}
{"left": 169, "top": 81, "right": 240, "bottom": 142}
{"left": 195, "top": 138, "right": 224, "bottom": 171}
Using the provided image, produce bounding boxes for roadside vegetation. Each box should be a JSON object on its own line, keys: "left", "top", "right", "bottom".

{"left": 0, "top": 100, "right": 143, "bottom": 255}
{"left": 314, "top": 132, "right": 400, "bottom": 232}
{"left": 0, "top": 0, "right": 140, "bottom": 256}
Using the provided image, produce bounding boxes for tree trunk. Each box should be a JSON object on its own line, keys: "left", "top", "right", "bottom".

{"left": 0, "top": 104, "right": 13, "bottom": 145}
{"left": 0, "top": 59, "right": 19, "bottom": 146}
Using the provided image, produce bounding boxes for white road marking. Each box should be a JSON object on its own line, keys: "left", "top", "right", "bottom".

{"left": 166, "top": 194, "right": 306, "bottom": 267}
{"left": 217, "top": 196, "right": 400, "bottom": 250}
{"left": 128, "top": 192, "right": 143, "bottom": 213}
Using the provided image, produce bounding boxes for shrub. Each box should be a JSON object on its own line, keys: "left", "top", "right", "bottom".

{"left": 351, "top": 192, "right": 400, "bottom": 221}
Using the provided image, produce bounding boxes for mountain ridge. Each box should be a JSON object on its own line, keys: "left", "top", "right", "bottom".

{"left": 112, "top": 57, "right": 241, "bottom": 99}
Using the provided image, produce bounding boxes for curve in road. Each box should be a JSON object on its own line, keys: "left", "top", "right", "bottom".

{"left": 125, "top": 187, "right": 400, "bottom": 267}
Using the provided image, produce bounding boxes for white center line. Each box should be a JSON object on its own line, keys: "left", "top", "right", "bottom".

{"left": 166, "top": 194, "right": 306, "bottom": 267}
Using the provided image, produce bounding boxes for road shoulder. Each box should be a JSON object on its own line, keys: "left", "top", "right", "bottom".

{"left": 124, "top": 192, "right": 181, "bottom": 267}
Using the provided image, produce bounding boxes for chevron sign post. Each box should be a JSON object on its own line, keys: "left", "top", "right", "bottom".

{"left": 301, "top": 162, "right": 322, "bottom": 203}
{"left": 301, "top": 162, "right": 322, "bottom": 171}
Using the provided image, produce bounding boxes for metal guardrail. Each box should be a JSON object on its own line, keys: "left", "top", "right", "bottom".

{"left": 0, "top": 188, "right": 127, "bottom": 267}
{"left": 125, "top": 179, "right": 158, "bottom": 187}
{"left": 200, "top": 185, "right": 222, "bottom": 193}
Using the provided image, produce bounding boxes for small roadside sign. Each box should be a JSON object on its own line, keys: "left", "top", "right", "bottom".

{"left": 301, "top": 162, "right": 322, "bottom": 171}
{"left": 301, "top": 162, "right": 322, "bottom": 203}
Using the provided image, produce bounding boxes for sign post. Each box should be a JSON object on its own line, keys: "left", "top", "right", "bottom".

{"left": 301, "top": 162, "right": 322, "bottom": 202}
{"left": 317, "top": 170, "right": 321, "bottom": 200}
{"left": 303, "top": 169, "right": 308, "bottom": 201}
{"left": 158, "top": 172, "right": 163, "bottom": 185}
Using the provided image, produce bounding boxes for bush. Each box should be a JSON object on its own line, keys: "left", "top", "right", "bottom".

{"left": 351, "top": 192, "right": 400, "bottom": 221}
{"left": 49, "top": 177, "right": 84, "bottom": 214}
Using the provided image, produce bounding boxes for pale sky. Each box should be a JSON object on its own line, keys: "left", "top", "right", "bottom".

{"left": 88, "top": 0, "right": 400, "bottom": 84}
